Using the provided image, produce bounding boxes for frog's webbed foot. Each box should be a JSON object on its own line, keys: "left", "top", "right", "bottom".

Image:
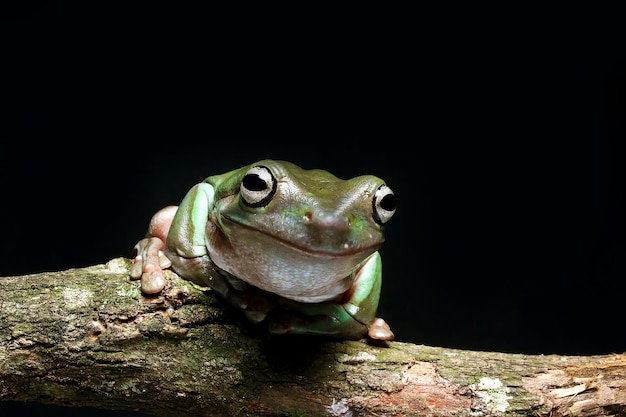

{"left": 130, "top": 236, "right": 172, "bottom": 294}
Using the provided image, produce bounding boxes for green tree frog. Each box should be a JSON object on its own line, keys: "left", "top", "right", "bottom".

{"left": 130, "top": 160, "right": 396, "bottom": 341}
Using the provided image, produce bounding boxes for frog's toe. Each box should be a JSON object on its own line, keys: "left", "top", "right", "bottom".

{"left": 158, "top": 252, "right": 172, "bottom": 269}
{"left": 130, "top": 255, "right": 144, "bottom": 279}
{"left": 132, "top": 259, "right": 168, "bottom": 294}
{"left": 141, "top": 271, "right": 167, "bottom": 294}
{"left": 367, "top": 317, "right": 394, "bottom": 341}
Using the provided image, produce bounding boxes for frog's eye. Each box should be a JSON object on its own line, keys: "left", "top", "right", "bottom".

{"left": 240, "top": 165, "right": 277, "bottom": 207}
{"left": 372, "top": 184, "right": 396, "bottom": 225}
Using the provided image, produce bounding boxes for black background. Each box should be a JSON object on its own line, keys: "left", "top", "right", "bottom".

{"left": 1, "top": 3, "right": 625, "bottom": 416}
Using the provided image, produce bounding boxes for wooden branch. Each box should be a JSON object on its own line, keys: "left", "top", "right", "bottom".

{"left": 1, "top": 259, "right": 624, "bottom": 417}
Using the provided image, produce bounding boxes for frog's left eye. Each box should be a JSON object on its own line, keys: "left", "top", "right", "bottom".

{"left": 372, "top": 184, "right": 396, "bottom": 225}
{"left": 240, "top": 165, "right": 277, "bottom": 207}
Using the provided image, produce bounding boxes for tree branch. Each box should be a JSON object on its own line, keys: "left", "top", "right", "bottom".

{"left": 1, "top": 259, "right": 624, "bottom": 417}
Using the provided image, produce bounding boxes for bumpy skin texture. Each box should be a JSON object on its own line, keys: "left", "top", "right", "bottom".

{"left": 131, "top": 160, "right": 395, "bottom": 341}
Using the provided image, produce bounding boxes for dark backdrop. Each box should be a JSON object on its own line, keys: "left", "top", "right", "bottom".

{"left": 1, "top": 3, "right": 625, "bottom": 416}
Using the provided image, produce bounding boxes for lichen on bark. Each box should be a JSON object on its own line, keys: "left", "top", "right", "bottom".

{"left": 1, "top": 259, "right": 625, "bottom": 417}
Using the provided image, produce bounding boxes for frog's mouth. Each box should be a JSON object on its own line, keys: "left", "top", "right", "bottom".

{"left": 207, "top": 215, "right": 381, "bottom": 302}
{"left": 220, "top": 214, "right": 381, "bottom": 257}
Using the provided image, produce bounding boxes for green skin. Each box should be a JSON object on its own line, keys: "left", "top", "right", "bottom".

{"left": 131, "top": 160, "right": 395, "bottom": 340}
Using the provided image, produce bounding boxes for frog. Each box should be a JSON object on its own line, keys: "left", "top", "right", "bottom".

{"left": 130, "top": 159, "right": 396, "bottom": 341}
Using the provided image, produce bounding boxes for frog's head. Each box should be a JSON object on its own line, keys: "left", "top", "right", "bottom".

{"left": 204, "top": 159, "right": 396, "bottom": 302}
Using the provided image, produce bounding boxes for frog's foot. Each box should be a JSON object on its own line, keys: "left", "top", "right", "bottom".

{"left": 367, "top": 317, "right": 394, "bottom": 341}
{"left": 130, "top": 236, "right": 172, "bottom": 294}
{"left": 130, "top": 206, "right": 178, "bottom": 295}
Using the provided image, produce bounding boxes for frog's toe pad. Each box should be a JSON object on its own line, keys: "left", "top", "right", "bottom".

{"left": 129, "top": 257, "right": 144, "bottom": 279}
{"left": 367, "top": 317, "right": 394, "bottom": 341}
{"left": 141, "top": 272, "right": 167, "bottom": 294}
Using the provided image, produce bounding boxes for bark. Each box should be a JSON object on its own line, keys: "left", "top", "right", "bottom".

{"left": 0, "top": 259, "right": 624, "bottom": 417}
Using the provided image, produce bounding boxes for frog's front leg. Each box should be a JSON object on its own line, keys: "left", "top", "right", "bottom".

{"left": 130, "top": 205, "right": 178, "bottom": 294}
{"left": 131, "top": 182, "right": 216, "bottom": 294}
{"left": 268, "top": 252, "right": 394, "bottom": 341}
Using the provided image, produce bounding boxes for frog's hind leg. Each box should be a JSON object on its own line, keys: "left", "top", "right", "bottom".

{"left": 267, "top": 301, "right": 367, "bottom": 340}
{"left": 267, "top": 252, "right": 394, "bottom": 341}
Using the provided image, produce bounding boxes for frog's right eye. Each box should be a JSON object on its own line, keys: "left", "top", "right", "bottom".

{"left": 372, "top": 184, "right": 396, "bottom": 225}
{"left": 240, "top": 165, "right": 277, "bottom": 207}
